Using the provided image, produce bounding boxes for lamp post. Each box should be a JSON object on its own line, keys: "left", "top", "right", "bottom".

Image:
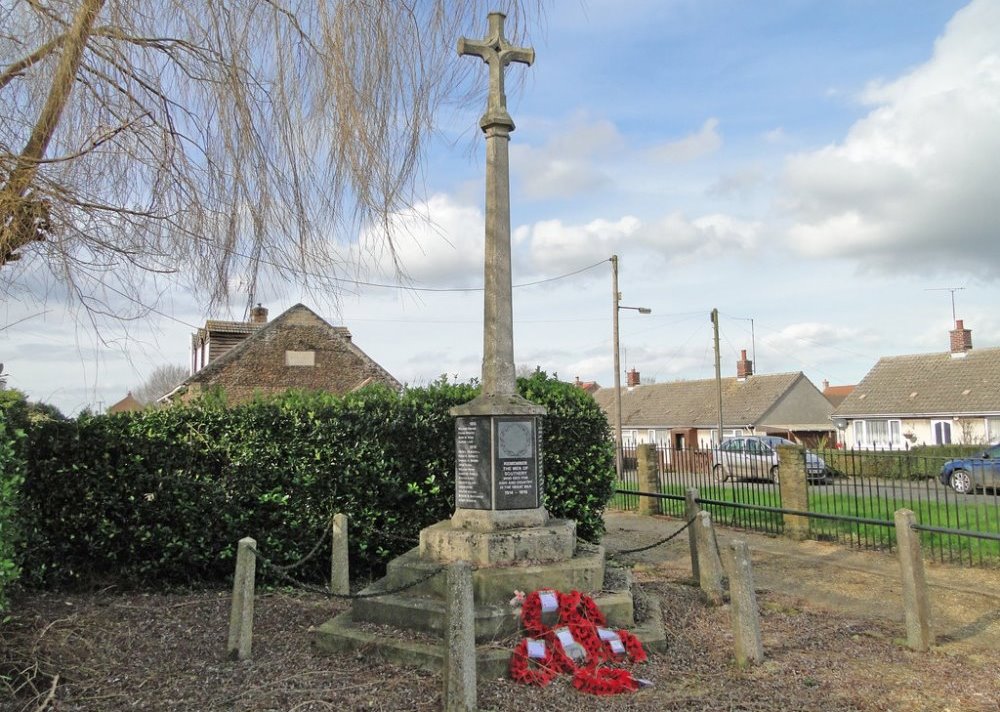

{"left": 611, "top": 254, "right": 652, "bottom": 481}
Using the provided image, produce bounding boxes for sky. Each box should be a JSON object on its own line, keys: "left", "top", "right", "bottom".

{"left": 3, "top": 0, "right": 1000, "bottom": 414}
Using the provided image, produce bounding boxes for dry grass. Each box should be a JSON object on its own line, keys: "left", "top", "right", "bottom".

{"left": 1, "top": 574, "right": 997, "bottom": 712}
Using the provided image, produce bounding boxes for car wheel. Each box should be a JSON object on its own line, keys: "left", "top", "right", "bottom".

{"left": 712, "top": 464, "right": 729, "bottom": 482}
{"left": 950, "top": 469, "right": 974, "bottom": 495}
{"left": 769, "top": 465, "right": 779, "bottom": 484}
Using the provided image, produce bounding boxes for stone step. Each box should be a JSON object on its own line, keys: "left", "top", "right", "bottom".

{"left": 379, "top": 544, "right": 608, "bottom": 604}
{"left": 350, "top": 587, "right": 636, "bottom": 643}
{"left": 312, "top": 588, "right": 666, "bottom": 680}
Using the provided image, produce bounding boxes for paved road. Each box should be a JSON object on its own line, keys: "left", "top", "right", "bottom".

{"left": 601, "top": 510, "right": 1000, "bottom": 652}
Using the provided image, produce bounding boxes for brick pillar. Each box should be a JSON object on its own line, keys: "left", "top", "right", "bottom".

{"left": 777, "top": 445, "right": 809, "bottom": 540}
{"left": 637, "top": 443, "right": 661, "bottom": 516}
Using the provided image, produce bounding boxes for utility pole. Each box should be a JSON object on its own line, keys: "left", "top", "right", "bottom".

{"left": 711, "top": 308, "right": 723, "bottom": 446}
{"left": 612, "top": 255, "right": 623, "bottom": 480}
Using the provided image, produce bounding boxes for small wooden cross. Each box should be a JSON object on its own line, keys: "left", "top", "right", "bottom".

{"left": 458, "top": 12, "right": 534, "bottom": 130}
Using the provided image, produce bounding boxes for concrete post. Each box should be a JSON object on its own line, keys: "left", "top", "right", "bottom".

{"left": 685, "top": 487, "right": 701, "bottom": 582}
{"left": 694, "top": 511, "right": 725, "bottom": 605}
{"left": 728, "top": 540, "right": 764, "bottom": 667}
{"left": 636, "top": 443, "right": 661, "bottom": 516}
{"left": 444, "top": 561, "right": 477, "bottom": 712}
{"left": 331, "top": 513, "right": 350, "bottom": 596}
{"left": 776, "top": 445, "right": 809, "bottom": 540}
{"left": 227, "top": 537, "right": 256, "bottom": 660}
{"left": 894, "top": 509, "right": 934, "bottom": 651}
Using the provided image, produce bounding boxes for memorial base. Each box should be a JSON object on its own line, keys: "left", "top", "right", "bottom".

{"left": 420, "top": 517, "right": 575, "bottom": 567}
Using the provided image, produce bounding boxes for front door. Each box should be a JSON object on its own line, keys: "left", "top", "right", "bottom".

{"left": 932, "top": 420, "right": 952, "bottom": 445}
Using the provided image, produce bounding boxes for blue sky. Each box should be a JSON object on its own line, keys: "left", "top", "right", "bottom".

{"left": 4, "top": 0, "right": 999, "bottom": 413}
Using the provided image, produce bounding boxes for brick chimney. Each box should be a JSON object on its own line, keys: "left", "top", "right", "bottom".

{"left": 250, "top": 304, "right": 268, "bottom": 324}
{"left": 736, "top": 349, "right": 753, "bottom": 380}
{"left": 626, "top": 368, "right": 640, "bottom": 387}
{"left": 950, "top": 319, "right": 972, "bottom": 357}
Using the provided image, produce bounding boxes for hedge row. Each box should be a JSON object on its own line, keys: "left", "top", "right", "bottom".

{"left": 820, "top": 444, "right": 983, "bottom": 480}
{"left": 0, "top": 391, "right": 28, "bottom": 611}
{"left": 14, "top": 372, "right": 615, "bottom": 589}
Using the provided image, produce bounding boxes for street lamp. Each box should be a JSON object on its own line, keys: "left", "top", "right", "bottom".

{"left": 611, "top": 254, "right": 652, "bottom": 481}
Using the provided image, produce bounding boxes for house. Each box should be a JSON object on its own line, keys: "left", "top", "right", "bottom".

{"left": 107, "top": 391, "right": 143, "bottom": 413}
{"left": 591, "top": 350, "right": 835, "bottom": 449}
{"left": 161, "top": 303, "right": 400, "bottom": 405}
{"left": 821, "top": 380, "right": 855, "bottom": 408}
{"left": 833, "top": 320, "right": 1000, "bottom": 448}
{"left": 572, "top": 376, "right": 601, "bottom": 395}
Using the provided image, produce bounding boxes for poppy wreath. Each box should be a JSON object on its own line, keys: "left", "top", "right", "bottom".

{"left": 509, "top": 639, "right": 559, "bottom": 687}
{"left": 558, "top": 589, "right": 607, "bottom": 628}
{"left": 519, "top": 591, "right": 548, "bottom": 637}
{"left": 618, "top": 629, "right": 648, "bottom": 663}
{"left": 571, "top": 667, "right": 641, "bottom": 695}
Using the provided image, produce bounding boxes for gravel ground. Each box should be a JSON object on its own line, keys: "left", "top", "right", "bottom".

{"left": 2, "top": 516, "right": 998, "bottom": 711}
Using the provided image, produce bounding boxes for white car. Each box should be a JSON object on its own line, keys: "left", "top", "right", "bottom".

{"left": 711, "top": 436, "right": 829, "bottom": 483}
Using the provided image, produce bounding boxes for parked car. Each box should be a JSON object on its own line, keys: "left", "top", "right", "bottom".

{"left": 711, "top": 436, "right": 829, "bottom": 483}
{"left": 939, "top": 444, "right": 1000, "bottom": 494}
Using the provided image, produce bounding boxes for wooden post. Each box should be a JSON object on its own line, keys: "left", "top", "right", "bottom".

{"left": 227, "top": 537, "right": 256, "bottom": 660}
{"left": 443, "top": 560, "right": 477, "bottom": 712}
{"left": 694, "top": 511, "right": 725, "bottom": 605}
{"left": 636, "top": 443, "right": 661, "bottom": 516}
{"left": 331, "top": 513, "right": 350, "bottom": 596}
{"left": 728, "top": 540, "right": 764, "bottom": 667}
{"left": 685, "top": 487, "right": 701, "bottom": 582}
{"left": 894, "top": 509, "right": 934, "bottom": 651}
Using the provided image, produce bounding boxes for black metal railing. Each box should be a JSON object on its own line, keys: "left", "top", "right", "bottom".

{"left": 611, "top": 443, "right": 1000, "bottom": 567}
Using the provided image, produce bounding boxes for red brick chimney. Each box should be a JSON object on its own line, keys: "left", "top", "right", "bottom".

{"left": 950, "top": 319, "right": 972, "bottom": 356}
{"left": 250, "top": 304, "right": 268, "bottom": 324}
{"left": 626, "top": 368, "right": 640, "bottom": 387}
{"left": 736, "top": 349, "right": 753, "bottom": 380}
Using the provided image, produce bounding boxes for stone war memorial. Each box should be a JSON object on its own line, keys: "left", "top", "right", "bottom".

{"left": 313, "top": 12, "right": 663, "bottom": 679}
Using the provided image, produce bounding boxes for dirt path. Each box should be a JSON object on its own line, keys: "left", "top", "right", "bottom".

{"left": 602, "top": 511, "right": 1000, "bottom": 652}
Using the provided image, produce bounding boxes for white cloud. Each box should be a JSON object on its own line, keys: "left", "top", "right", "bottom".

{"left": 781, "top": 0, "right": 1000, "bottom": 277}
{"left": 511, "top": 116, "right": 624, "bottom": 200}
{"left": 356, "top": 194, "right": 485, "bottom": 286}
{"left": 652, "top": 118, "right": 722, "bottom": 162}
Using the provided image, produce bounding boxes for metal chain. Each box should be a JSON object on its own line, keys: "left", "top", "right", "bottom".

{"left": 267, "top": 526, "right": 330, "bottom": 573}
{"left": 608, "top": 516, "right": 696, "bottom": 557}
{"left": 245, "top": 543, "right": 447, "bottom": 599}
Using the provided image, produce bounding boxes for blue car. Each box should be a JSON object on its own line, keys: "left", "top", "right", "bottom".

{"left": 939, "top": 444, "right": 1000, "bottom": 494}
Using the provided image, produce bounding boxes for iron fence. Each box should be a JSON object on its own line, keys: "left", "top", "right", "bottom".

{"left": 612, "top": 444, "right": 1000, "bottom": 567}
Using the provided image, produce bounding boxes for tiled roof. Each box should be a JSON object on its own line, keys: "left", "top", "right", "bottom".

{"left": 833, "top": 347, "right": 1000, "bottom": 417}
{"left": 592, "top": 372, "right": 804, "bottom": 428}
{"left": 823, "top": 385, "right": 855, "bottom": 407}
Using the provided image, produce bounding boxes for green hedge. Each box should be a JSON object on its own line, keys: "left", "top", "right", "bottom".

{"left": 16, "top": 372, "right": 615, "bottom": 589}
{"left": 820, "top": 444, "right": 982, "bottom": 480}
{"left": 0, "top": 391, "right": 30, "bottom": 611}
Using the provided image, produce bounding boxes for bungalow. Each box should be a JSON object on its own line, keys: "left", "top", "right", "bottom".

{"left": 591, "top": 351, "right": 835, "bottom": 449}
{"left": 833, "top": 320, "right": 1000, "bottom": 448}
{"left": 161, "top": 303, "right": 400, "bottom": 405}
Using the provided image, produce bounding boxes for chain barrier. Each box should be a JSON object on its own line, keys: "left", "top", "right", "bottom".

{"left": 266, "top": 526, "right": 330, "bottom": 574}
{"left": 607, "top": 516, "right": 696, "bottom": 558}
{"left": 245, "top": 543, "right": 447, "bottom": 600}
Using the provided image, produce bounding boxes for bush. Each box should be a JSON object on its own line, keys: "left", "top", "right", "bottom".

{"left": 0, "top": 390, "right": 29, "bottom": 612}
{"left": 819, "top": 444, "right": 980, "bottom": 481}
{"left": 15, "top": 374, "right": 615, "bottom": 589}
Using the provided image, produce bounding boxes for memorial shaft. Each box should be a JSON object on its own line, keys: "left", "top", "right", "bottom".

{"left": 458, "top": 12, "right": 534, "bottom": 397}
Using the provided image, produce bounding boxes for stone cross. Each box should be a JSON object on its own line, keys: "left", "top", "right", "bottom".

{"left": 458, "top": 12, "right": 533, "bottom": 398}
{"left": 458, "top": 12, "right": 534, "bottom": 131}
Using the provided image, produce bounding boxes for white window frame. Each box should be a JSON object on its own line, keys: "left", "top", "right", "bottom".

{"left": 985, "top": 417, "right": 1000, "bottom": 443}
{"left": 931, "top": 419, "right": 952, "bottom": 445}
{"left": 853, "top": 419, "right": 903, "bottom": 449}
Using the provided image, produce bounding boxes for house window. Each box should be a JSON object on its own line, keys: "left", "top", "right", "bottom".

{"left": 986, "top": 417, "right": 1000, "bottom": 442}
{"left": 853, "top": 419, "right": 903, "bottom": 448}
{"left": 285, "top": 350, "right": 316, "bottom": 367}
{"left": 648, "top": 429, "right": 657, "bottom": 444}
{"left": 932, "top": 420, "right": 952, "bottom": 445}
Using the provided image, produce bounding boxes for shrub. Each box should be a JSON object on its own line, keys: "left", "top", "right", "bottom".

{"left": 15, "top": 374, "right": 615, "bottom": 589}
{"left": 0, "top": 390, "right": 29, "bottom": 611}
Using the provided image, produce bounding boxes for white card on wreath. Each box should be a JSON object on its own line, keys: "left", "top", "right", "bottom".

{"left": 538, "top": 590, "right": 559, "bottom": 612}
{"left": 526, "top": 639, "right": 546, "bottom": 659}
